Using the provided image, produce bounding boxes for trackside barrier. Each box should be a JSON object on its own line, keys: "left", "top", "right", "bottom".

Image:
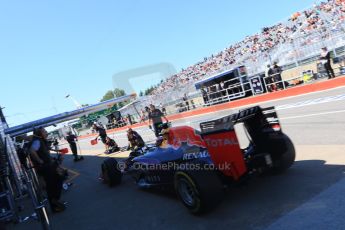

{"left": 263, "top": 73, "right": 287, "bottom": 92}
{"left": 168, "top": 99, "right": 204, "bottom": 115}
{"left": 116, "top": 66, "right": 345, "bottom": 123}
{"left": 203, "top": 78, "right": 252, "bottom": 106}
{"left": 181, "top": 65, "right": 342, "bottom": 113}
{"left": 263, "top": 66, "right": 342, "bottom": 93}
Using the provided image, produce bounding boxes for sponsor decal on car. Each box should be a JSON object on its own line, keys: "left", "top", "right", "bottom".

{"left": 168, "top": 127, "right": 207, "bottom": 150}
{"left": 204, "top": 138, "right": 239, "bottom": 147}
{"left": 183, "top": 150, "right": 210, "bottom": 160}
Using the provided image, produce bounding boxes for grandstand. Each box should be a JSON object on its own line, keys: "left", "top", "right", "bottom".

{"left": 119, "top": 0, "right": 345, "bottom": 120}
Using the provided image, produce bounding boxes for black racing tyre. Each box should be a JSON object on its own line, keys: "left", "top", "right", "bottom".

{"left": 174, "top": 166, "right": 224, "bottom": 214}
{"left": 101, "top": 158, "right": 122, "bottom": 187}
{"left": 269, "top": 134, "right": 295, "bottom": 174}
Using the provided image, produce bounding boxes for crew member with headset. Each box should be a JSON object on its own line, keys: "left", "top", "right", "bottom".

{"left": 29, "top": 127, "right": 66, "bottom": 212}
{"left": 148, "top": 104, "right": 169, "bottom": 137}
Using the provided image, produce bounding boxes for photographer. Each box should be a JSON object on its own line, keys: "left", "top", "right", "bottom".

{"left": 29, "top": 127, "right": 66, "bottom": 212}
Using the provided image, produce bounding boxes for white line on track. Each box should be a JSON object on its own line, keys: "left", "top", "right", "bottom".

{"left": 280, "top": 109, "right": 345, "bottom": 120}
{"left": 276, "top": 93, "right": 345, "bottom": 110}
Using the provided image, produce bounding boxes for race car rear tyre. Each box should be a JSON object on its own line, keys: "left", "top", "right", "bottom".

{"left": 101, "top": 158, "right": 122, "bottom": 187}
{"left": 174, "top": 167, "right": 224, "bottom": 214}
{"left": 269, "top": 134, "right": 295, "bottom": 174}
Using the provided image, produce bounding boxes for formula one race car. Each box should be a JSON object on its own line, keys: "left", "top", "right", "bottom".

{"left": 101, "top": 106, "right": 295, "bottom": 214}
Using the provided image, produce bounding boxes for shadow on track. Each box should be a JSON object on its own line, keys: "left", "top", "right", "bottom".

{"left": 8, "top": 154, "right": 345, "bottom": 230}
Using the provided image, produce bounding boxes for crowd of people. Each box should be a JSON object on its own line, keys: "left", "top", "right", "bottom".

{"left": 185, "top": 44, "right": 337, "bottom": 104}
{"left": 149, "top": 0, "right": 345, "bottom": 98}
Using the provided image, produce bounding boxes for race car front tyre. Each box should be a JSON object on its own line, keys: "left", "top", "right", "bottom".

{"left": 101, "top": 158, "right": 122, "bottom": 187}
{"left": 269, "top": 134, "right": 295, "bottom": 174}
{"left": 174, "top": 167, "right": 224, "bottom": 214}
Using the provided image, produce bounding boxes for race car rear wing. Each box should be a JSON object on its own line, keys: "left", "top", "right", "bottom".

{"left": 199, "top": 106, "right": 281, "bottom": 134}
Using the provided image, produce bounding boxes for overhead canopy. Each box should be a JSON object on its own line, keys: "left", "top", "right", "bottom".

{"left": 5, "top": 94, "right": 136, "bottom": 137}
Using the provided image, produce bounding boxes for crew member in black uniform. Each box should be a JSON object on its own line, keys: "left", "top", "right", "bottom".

{"left": 105, "top": 136, "right": 119, "bottom": 153}
{"left": 127, "top": 128, "right": 145, "bottom": 150}
{"left": 66, "top": 131, "right": 84, "bottom": 162}
{"left": 148, "top": 104, "right": 169, "bottom": 137}
{"left": 92, "top": 123, "right": 108, "bottom": 152}
{"left": 320, "top": 47, "right": 336, "bottom": 79}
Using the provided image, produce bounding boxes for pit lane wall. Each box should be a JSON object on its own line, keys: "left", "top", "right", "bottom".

{"left": 79, "top": 76, "right": 345, "bottom": 139}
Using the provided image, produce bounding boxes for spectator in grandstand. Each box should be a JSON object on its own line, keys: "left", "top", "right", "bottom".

{"left": 65, "top": 131, "right": 83, "bottom": 162}
{"left": 148, "top": 104, "right": 169, "bottom": 137}
{"left": 29, "top": 127, "right": 66, "bottom": 212}
{"left": 147, "top": 0, "right": 344, "bottom": 98}
{"left": 320, "top": 47, "right": 336, "bottom": 79}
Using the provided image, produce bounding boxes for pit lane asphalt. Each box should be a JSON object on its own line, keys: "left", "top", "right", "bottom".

{"left": 10, "top": 86, "right": 345, "bottom": 230}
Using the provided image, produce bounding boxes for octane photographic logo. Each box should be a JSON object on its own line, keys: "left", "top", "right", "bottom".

{"left": 117, "top": 161, "right": 127, "bottom": 171}
{"left": 128, "top": 161, "right": 232, "bottom": 171}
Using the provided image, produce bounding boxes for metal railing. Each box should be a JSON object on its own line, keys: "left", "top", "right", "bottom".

{"left": 0, "top": 113, "right": 52, "bottom": 229}
{"left": 204, "top": 82, "right": 252, "bottom": 106}
{"left": 263, "top": 66, "right": 342, "bottom": 93}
